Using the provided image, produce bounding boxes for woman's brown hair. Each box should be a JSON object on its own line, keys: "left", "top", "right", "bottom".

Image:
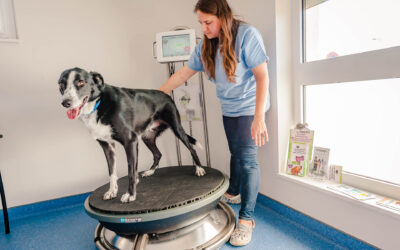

{"left": 194, "top": 0, "right": 240, "bottom": 83}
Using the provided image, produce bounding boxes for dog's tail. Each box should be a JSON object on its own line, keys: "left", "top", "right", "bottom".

{"left": 187, "top": 134, "right": 204, "bottom": 150}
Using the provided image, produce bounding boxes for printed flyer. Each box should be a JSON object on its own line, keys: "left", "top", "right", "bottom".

{"left": 309, "top": 147, "right": 330, "bottom": 178}
{"left": 174, "top": 84, "right": 202, "bottom": 122}
{"left": 327, "top": 184, "right": 376, "bottom": 201}
{"left": 376, "top": 198, "right": 400, "bottom": 212}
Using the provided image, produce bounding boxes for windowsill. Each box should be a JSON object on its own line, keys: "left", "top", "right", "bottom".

{"left": 0, "top": 38, "right": 19, "bottom": 43}
{"left": 277, "top": 172, "right": 400, "bottom": 220}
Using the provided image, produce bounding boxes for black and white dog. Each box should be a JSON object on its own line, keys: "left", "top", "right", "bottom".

{"left": 58, "top": 68, "right": 205, "bottom": 203}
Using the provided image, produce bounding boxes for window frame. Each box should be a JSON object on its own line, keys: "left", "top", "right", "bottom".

{"left": 293, "top": 0, "right": 400, "bottom": 200}
{"left": 0, "top": 0, "right": 18, "bottom": 41}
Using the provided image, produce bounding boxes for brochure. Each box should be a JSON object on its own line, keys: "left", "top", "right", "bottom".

{"left": 327, "top": 184, "right": 376, "bottom": 201}
{"left": 286, "top": 124, "right": 314, "bottom": 177}
{"left": 328, "top": 165, "right": 342, "bottom": 183}
{"left": 376, "top": 198, "right": 400, "bottom": 212}
{"left": 309, "top": 147, "right": 330, "bottom": 179}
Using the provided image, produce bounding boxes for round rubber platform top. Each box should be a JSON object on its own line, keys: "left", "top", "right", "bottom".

{"left": 88, "top": 166, "right": 225, "bottom": 215}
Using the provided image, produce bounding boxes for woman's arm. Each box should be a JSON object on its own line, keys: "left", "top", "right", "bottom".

{"left": 158, "top": 65, "right": 198, "bottom": 94}
{"left": 251, "top": 62, "right": 269, "bottom": 146}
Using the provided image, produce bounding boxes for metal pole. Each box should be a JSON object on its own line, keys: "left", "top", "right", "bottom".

{"left": 167, "top": 63, "right": 182, "bottom": 166}
{"left": 198, "top": 73, "right": 211, "bottom": 167}
{"left": 182, "top": 62, "right": 196, "bottom": 167}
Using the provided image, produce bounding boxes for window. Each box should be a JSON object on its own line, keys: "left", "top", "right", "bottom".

{"left": 293, "top": 0, "right": 400, "bottom": 200}
{"left": 0, "top": 0, "right": 18, "bottom": 40}
{"left": 304, "top": 0, "right": 400, "bottom": 62}
{"left": 305, "top": 79, "right": 400, "bottom": 186}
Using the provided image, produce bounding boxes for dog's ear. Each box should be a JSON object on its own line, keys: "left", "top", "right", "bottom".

{"left": 88, "top": 71, "right": 105, "bottom": 101}
{"left": 90, "top": 72, "right": 104, "bottom": 88}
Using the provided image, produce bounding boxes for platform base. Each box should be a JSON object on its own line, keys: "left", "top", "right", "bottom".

{"left": 94, "top": 201, "right": 235, "bottom": 250}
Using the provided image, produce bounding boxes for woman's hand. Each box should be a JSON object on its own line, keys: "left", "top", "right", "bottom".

{"left": 251, "top": 115, "right": 268, "bottom": 146}
{"left": 158, "top": 66, "right": 197, "bottom": 94}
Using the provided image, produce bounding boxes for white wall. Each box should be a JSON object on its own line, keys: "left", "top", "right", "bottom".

{"left": 0, "top": 0, "right": 139, "bottom": 206}
{"left": 0, "top": 0, "right": 275, "bottom": 208}
{"left": 1, "top": 0, "right": 398, "bottom": 249}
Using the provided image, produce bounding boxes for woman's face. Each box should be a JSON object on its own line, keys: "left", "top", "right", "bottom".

{"left": 197, "top": 10, "right": 221, "bottom": 39}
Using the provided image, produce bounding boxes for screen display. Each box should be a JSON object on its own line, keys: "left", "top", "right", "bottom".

{"left": 162, "top": 34, "right": 191, "bottom": 58}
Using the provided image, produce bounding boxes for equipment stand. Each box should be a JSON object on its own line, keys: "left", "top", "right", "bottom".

{"left": 0, "top": 134, "right": 10, "bottom": 234}
{"left": 166, "top": 62, "right": 211, "bottom": 167}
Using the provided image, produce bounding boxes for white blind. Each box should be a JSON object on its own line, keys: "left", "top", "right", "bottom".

{"left": 0, "top": 0, "right": 17, "bottom": 40}
{"left": 0, "top": 3, "right": 4, "bottom": 33}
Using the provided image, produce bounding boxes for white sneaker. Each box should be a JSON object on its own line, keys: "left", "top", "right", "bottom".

{"left": 229, "top": 220, "right": 255, "bottom": 246}
{"left": 220, "top": 193, "right": 241, "bottom": 204}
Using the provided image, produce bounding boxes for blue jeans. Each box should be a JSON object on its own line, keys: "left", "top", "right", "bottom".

{"left": 223, "top": 115, "right": 260, "bottom": 221}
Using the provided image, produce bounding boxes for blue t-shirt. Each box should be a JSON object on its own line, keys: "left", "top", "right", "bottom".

{"left": 187, "top": 23, "right": 270, "bottom": 117}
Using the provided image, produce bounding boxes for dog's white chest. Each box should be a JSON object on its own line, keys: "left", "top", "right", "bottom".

{"left": 81, "top": 114, "right": 113, "bottom": 141}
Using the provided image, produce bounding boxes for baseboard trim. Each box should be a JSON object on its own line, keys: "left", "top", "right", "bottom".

{"left": 0, "top": 193, "right": 90, "bottom": 223}
{"left": 257, "top": 193, "right": 376, "bottom": 249}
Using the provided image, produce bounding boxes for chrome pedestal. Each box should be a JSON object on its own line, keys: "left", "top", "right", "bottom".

{"left": 94, "top": 201, "right": 235, "bottom": 250}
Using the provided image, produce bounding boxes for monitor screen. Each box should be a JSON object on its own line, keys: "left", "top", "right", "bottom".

{"left": 156, "top": 29, "right": 196, "bottom": 63}
{"left": 162, "top": 34, "right": 191, "bottom": 58}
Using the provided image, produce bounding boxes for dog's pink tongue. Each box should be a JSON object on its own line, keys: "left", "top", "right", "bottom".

{"left": 67, "top": 108, "right": 79, "bottom": 119}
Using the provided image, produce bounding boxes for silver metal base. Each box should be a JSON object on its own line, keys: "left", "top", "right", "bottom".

{"left": 94, "top": 201, "right": 235, "bottom": 250}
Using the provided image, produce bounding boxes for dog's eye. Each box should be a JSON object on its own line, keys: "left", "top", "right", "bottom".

{"left": 77, "top": 80, "right": 85, "bottom": 87}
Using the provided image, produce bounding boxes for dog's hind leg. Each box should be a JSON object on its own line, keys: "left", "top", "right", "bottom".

{"left": 162, "top": 108, "right": 205, "bottom": 177}
{"left": 141, "top": 137, "right": 160, "bottom": 177}
{"left": 141, "top": 123, "right": 168, "bottom": 177}
{"left": 186, "top": 134, "right": 204, "bottom": 150}
{"left": 175, "top": 126, "right": 206, "bottom": 176}
{"left": 98, "top": 140, "right": 118, "bottom": 200}
{"left": 121, "top": 138, "right": 139, "bottom": 203}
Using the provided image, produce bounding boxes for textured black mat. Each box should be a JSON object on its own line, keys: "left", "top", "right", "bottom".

{"left": 89, "top": 166, "right": 224, "bottom": 214}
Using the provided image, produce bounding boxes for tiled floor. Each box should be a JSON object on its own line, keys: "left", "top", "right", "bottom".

{"left": 0, "top": 196, "right": 375, "bottom": 250}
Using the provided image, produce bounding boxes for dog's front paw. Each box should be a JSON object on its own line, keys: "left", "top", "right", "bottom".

{"left": 121, "top": 192, "right": 136, "bottom": 203}
{"left": 195, "top": 166, "right": 206, "bottom": 176}
{"left": 103, "top": 190, "right": 117, "bottom": 200}
{"left": 141, "top": 169, "right": 155, "bottom": 177}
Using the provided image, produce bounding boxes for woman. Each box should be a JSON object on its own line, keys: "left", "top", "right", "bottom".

{"left": 158, "top": 0, "right": 270, "bottom": 246}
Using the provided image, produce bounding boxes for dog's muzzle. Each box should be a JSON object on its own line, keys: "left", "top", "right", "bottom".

{"left": 64, "top": 96, "right": 88, "bottom": 120}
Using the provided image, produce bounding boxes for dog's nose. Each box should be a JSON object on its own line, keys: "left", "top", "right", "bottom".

{"left": 62, "top": 99, "right": 71, "bottom": 108}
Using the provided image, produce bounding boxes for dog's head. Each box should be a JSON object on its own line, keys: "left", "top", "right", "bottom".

{"left": 58, "top": 67, "right": 104, "bottom": 119}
